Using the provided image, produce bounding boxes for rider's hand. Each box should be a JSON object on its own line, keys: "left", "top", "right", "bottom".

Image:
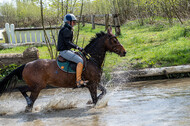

{"left": 77, "top": 47, "right": 84, "bottom": 51}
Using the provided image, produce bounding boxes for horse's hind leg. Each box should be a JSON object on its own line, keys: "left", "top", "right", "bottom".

{"left": 18, "top": 86, "right": 33, "bottom": 112}
{"left": 18, "top": 86, "right": 41, "bottom": 112}
{"left": 27, "top": 90, "right": 41, "bottom": 112}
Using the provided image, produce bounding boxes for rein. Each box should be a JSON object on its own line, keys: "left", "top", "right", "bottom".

{"left": 82, "top": 50, "right": 102, "bottom": 69}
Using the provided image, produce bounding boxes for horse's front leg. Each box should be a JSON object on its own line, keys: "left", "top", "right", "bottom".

{"left": 87, "top": 84, "right": 107, "bottom": 104}
{"left": 87, "top": 83, "right": 98, "bottom": 104}
{"left": 97, "top": 84, "right": 107, "bottom": 100}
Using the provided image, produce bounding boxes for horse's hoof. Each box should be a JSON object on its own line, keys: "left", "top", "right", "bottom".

{"left": 86, "top": 100, "right": 93, "bottom": 104}
{"left": 25, "top": 106, "right": 32, "bottom": 113}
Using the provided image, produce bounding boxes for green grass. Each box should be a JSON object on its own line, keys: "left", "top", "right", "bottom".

{"left": 0, "top": 39, "right": 4, "bottom": 43}
{"left": 1, "top": 18, "right": 190, "bottom": 72}
{"left": 120, "top": 21, "right": 190, "bottom": 69}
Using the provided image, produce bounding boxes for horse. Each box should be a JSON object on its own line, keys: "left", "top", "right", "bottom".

{"left": 0, "top": 27, "right": 126, "bottom": 112}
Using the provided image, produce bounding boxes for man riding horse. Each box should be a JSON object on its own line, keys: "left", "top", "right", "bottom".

{"left": 57, "top": 14, "right": 88, "bottom": 88}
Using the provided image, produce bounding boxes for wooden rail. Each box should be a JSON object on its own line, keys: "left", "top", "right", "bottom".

{"left": 4, "top": 23, "right": 59, "bottom": 44}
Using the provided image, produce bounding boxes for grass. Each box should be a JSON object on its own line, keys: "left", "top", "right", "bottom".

{"left": 1, "top": 18, "right": 190, "bottom": 72}
{"left": 124, "top": 23, "right": 190, "bottom": 69}
{"left": 0, "top": 39, "right": 4, "bottom": 43}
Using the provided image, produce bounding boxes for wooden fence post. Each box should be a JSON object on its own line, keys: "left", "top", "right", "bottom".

{"left": 113, "top": 14, "right": 121, "bottom": 36}
{"left": 5, "top": 23, "right": 11, "bottom": 44}
{"left": 82, "top": 15, "right": 85, "bottom": 27}
{"left": 105, "top": 14, "right": 109, "bottom": 31}
{"left": 10, "top": 24, "right": 16, "bottom": 44}
{"left": 91, "top": 15, "right": 95, "bottom": 29}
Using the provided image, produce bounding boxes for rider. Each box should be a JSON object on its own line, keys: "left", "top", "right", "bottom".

{"left": 57, "top": 14, "right": 88, "bottom": 88}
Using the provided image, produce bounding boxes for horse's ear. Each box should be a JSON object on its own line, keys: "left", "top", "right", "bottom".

{"left": 107, "top": 26, "right": 112, "bottom": 35}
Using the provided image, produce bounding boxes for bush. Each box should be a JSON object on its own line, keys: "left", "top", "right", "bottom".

{"left": 0, "top": 64, "right": 20, "bottom": 79}
{"left": 149, "top": 23, "right": 166, "bottom": 32}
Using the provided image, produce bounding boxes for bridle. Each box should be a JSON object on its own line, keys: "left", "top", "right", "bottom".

{"left": 83, "top": 35, "right": 122, "bottom": 69}
{"left": 108, "top": 36, "right": 123, "bottom": 52}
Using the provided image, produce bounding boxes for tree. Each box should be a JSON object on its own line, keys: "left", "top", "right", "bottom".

{"left": 0, "top": 3, "right": 17, "bottom": 27}
{"left": 40, "top": 0, "right": 54, "bottom": 59}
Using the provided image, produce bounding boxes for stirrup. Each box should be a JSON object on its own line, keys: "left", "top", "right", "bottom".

{"left": 76, "top": 80, "right": 88, "bottom": 88}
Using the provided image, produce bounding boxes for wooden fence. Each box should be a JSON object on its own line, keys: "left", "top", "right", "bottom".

{"left": 78, "top": 14, "right": 121, "bottom": 35}
{"left": 4, "top": 14, "right": 121, "bottom": 44}
{"left": 4, "top": 23, "right": 59, "bottom": 44}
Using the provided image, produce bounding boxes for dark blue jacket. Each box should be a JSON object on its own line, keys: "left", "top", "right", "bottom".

{"left": 57, "top": 23, "right": 78, "bottom": 51}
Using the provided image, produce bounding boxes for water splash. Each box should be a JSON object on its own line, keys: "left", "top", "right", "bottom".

{"left": 95, "top": 70, "right": 129, "bottom": 109}
{"left": 0, "top": 93, "right": 25, "bottom": 115}
{"left": 34, "top": 88, "right": 87, "bottom": 112}
{"left": 95, "top": 77, "right": 123, "bottom": 109}
{"left": 35, "top": 97, "right": 78, "bottom": 112}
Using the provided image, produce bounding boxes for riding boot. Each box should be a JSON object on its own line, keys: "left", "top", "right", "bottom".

{"left": 76, "top": 62, "right": 88, "bottom": 88}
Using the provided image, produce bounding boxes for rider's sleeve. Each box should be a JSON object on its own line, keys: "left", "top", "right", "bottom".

{"left": 62, "top": 28, "right": 78, "bottom": 49}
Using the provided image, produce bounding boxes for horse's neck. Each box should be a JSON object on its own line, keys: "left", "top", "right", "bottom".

{"left": 85, "top": 38, "right": 106, "bottom": 68}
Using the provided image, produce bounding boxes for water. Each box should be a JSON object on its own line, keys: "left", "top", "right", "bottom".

{"left": 1, "top": 78, "right": 190, "bottom": 126}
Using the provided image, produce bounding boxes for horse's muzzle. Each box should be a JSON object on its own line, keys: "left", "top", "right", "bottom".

{"left": 120, "top": 51, "right": 126, "bottom": 57}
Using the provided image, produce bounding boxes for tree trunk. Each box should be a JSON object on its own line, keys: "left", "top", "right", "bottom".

{"left": 75, "top": 0, "right": 84, "bottom": 46}
{"left": 105, "top": 14, "right": 109, "bottom": 31}
{"left": 82, "top": 15, "right": 85, "bottom": 27}
{"left": 40, "top": 0, "right": 54, "bottom": 59}
{"left": 61, "top": 0, "right": 64, "bottom": 20}
{"left": 113, "top": 14, "right": 121, "bottom": 36}
{"left": 65, "top": 0, "right": 69, "bottom": 15}
{"left": 91, "top": 15, "right": 95, "bottom": 29}
{"left": 137, "top": 0, "right": 144, "bottom": 26}
{"left": 170, "top": 0, "right": 183, "bottom": 24}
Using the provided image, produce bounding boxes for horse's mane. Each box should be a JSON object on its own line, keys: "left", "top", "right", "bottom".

{"left": 89, "top": 31, "right": 106, "bottom": 44}
{"left": 85, "top": 31, "right": 106, "bottom": 50}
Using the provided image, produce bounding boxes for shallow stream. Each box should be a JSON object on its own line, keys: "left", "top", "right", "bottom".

{"left": 0, "top": 78, "right": 190, "bottom": 126}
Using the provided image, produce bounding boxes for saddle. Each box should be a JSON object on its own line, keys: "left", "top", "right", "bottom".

{"left": 56, "top": 52, "right": 85, "bottom": 73}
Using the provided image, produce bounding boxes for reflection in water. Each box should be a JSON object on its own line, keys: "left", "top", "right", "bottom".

{"left": 0, "top": 78, "right": 190, "bottom": 126}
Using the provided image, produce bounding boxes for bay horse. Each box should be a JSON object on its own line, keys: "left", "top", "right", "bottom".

{"left": 0, "top": 27, "right": 126, "bottom": 112}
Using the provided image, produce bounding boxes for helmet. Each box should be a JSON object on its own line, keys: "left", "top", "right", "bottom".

{"left": 64, "top": 14, "right": 77, "bottom": 22}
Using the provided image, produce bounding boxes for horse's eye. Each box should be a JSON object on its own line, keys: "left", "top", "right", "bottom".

{"left": 113, "top": 39, "right": 117, "bottom": 43}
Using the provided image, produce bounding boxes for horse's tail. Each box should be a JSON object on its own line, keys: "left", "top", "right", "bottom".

{"left": 0, "top": 64, "right": 26, "bottom": 96}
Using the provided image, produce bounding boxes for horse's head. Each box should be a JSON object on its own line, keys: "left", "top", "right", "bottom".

{"left": 105, "top": 27, "right": 126, "bottom": 57}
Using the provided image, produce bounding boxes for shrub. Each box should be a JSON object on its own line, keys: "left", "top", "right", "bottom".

{"left": 0, "top": 64, "right": 20, "bottom": 79}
